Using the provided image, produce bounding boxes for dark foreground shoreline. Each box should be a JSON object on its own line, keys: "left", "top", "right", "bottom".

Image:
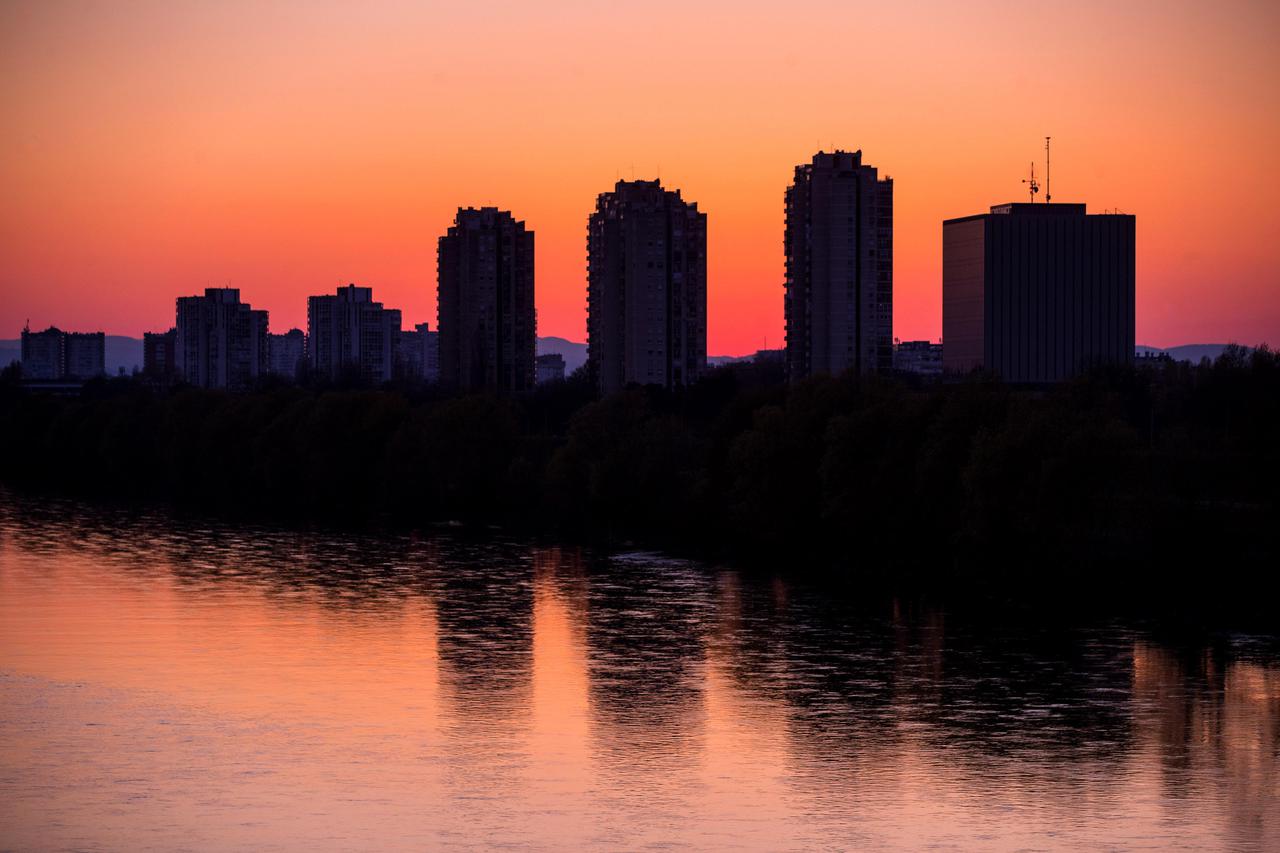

{"left": 1, "top": 349, "right": 1276, "bottom": 620}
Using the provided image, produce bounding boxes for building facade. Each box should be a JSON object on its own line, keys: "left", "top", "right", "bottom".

{"left": 20, "top": 326, "right": 66, "bottom": 379}
{"left": 63, "top": 332, "right": 106, "bottom": 379}
{"left": 437, "top": 208, "right": 536, "bottom": 393}
{"left": 267, "top": 329, "right": 306, "bottom": 380}
{"left": 307, "top": 285, "right": 401, "bottom": 384}
{"left": 175, "top": 288, "right": 269, "bottom": 390}
{"left": 396, "top": 322, "right": 440, "bottom": 382}
{"left": 535, "top": 352, "right": 565, "bottom": 384}
{"left": 143, "top": 329, "right": 177, "bottom": 379}
{"left": 942, "top": 203, "right": 1135, "bottom": 382}
{"left": 784, "top": 150, "right": 893, "bottom": 381}
{"left": 587, "top": 180, "right": 707, "bottom": 394}
{"left": 20, "top": 326, "right": 105, "bottom": 380}
{"left": 893, "top": 340, "right": 943, "bottom": 377}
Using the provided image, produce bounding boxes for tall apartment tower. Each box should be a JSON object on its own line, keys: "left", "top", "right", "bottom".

{"left": 437, "top": 207, "right": 536, "bottom": 393}
{"left": 784, "top": 150, "right": 893, "bottom": 381}
{"left": 943, "top": 203, "right": 1135, "bottom": 382}
{"left": 175, "top": 288, "right": 269, "bottom": 390}
{"left": 587, "top": 180, "right": 707, "bottom": 394}
{"left": 307, "top": 284, "right": 402, "bottom": 384}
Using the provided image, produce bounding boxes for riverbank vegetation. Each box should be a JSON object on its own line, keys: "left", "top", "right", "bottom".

{"left": 1, "top": 348, "right": 1276, "bottom": 607}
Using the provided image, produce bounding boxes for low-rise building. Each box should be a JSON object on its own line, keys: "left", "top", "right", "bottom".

{"left": 535, "top": 352, "right": 566, "bottom": 384}
{"left": 894, "top": 340, "right": 943, "bottom": 377}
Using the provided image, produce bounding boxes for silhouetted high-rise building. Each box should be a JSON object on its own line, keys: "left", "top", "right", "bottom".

{"left": 20, "top": 325, "right": 105, "bottom": 381}
{"left": 267, "top": 328, "right": 306, "bottom": 380}
{"left": 587, "top": 180, "right": 707, "bottom": 394}
{"left": 143, "top": 329, "right": 177, "bottom": 379}
{"left": 20, "top": 326, "right": 65, "bottom": 380}
{"left": 397, "top": 322, "right": 440, "bottom": 383}
{"left": 175, "top": 288, "right": 269, "bottom": 390}
{"left": 942, "top": 203, "right": 1135, "bottom": 382}
{"left": 63, "top": 332, "right": 105, "bottom": 379}
{"left": 784, "top": 150, "right": 893, "bottom": 380}
{"left": 437, "top": 208, "right": 536, "bottom": 393}
{"left": 307, "top": 284, "right": 401, "bottom": 384}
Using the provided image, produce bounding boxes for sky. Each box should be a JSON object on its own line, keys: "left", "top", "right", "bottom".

{"left": 2, "top": 0, "right": 1278, "bottom": 354}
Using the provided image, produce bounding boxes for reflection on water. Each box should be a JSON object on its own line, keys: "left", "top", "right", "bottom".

{"left": 0, "top": 495, "right": 1277, "bottom": 851}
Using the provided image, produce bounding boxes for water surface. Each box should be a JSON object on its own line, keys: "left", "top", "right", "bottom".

{"left": 1, "top": 496, "right": 1277, "bottom": 850}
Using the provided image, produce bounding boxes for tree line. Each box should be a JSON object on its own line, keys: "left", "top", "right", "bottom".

{"left": 1, "top": 349, "right": 1276, "bottom": 607}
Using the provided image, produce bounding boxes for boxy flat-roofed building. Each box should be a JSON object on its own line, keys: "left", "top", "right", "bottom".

{"left": 535, "top": 352, "right": 565, "bottom": 384}
{"left": 307, "top": 285, "right": 401, "bottom": 384}
{"left": 894, "top": 340, "right": 943, "bottom": 377}
{"left": 63, "top": 332, "right": 105, "bottom": 380}
{"left": 175, "top": 288, "right": 269, "bottom": 390}
{"left": 943, "top": 202, "right": 1135, "bottom": 383}
{"left": 20, "top": 326, "right": 106, "bottom": 381}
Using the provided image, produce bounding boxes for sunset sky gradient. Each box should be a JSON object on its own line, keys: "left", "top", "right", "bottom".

{"left": 2, "top": 0, "right": 1277, "bottom": 353}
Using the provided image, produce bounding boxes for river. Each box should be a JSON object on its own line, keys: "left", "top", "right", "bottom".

{"left": 1, "top": 495, "right": 1276, "bottom": 850}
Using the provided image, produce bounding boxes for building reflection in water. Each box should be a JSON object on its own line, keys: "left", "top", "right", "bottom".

{"left": 0, "top": 494, "right": 1276, "bottom": 849}
{"left": 1132, "top": 641, "right": 1279, "bottom": 848}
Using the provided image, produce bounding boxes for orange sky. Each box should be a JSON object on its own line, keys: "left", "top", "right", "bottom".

{"left": 2, "top": 0, "right": 1278, "bottom": 354}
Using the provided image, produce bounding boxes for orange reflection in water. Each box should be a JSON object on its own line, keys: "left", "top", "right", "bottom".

{"left": 0, "top": 512, "right": 1278, "bottom": 850}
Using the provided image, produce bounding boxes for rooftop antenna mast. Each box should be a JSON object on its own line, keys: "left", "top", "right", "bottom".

{"left": 1022, "top": 161, "right": 1039, "bottom": 203}
{"left": 1045, "top": 136, "right": 1051, "bottom": 203}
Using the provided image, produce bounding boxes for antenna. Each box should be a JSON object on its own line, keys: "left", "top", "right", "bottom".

{"left": 1045, "top": 136, "right": 1052, "bottom": 203}
{"left": 1022, "top": 162, "right": 1039, "bottom": 203}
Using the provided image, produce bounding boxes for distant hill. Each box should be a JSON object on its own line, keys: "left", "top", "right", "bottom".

{"left": 708, "top": 355, "right": 751, "bottom": 367}
{"left": 536, "top": 336, "right": 588, "bottom": 374}
{"left": 1165, "top": 344, "right": 1235, "bottom": 363}
{"left": 105, "top": 335, "right": 144, "bottom": 375}
{"left": 1137, "top": 344, "right": 1234, "bottom": 363}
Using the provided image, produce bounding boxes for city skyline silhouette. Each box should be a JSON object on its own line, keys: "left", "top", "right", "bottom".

{"left": 2, "top": 1, "right": 1278, "bottom": 354}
